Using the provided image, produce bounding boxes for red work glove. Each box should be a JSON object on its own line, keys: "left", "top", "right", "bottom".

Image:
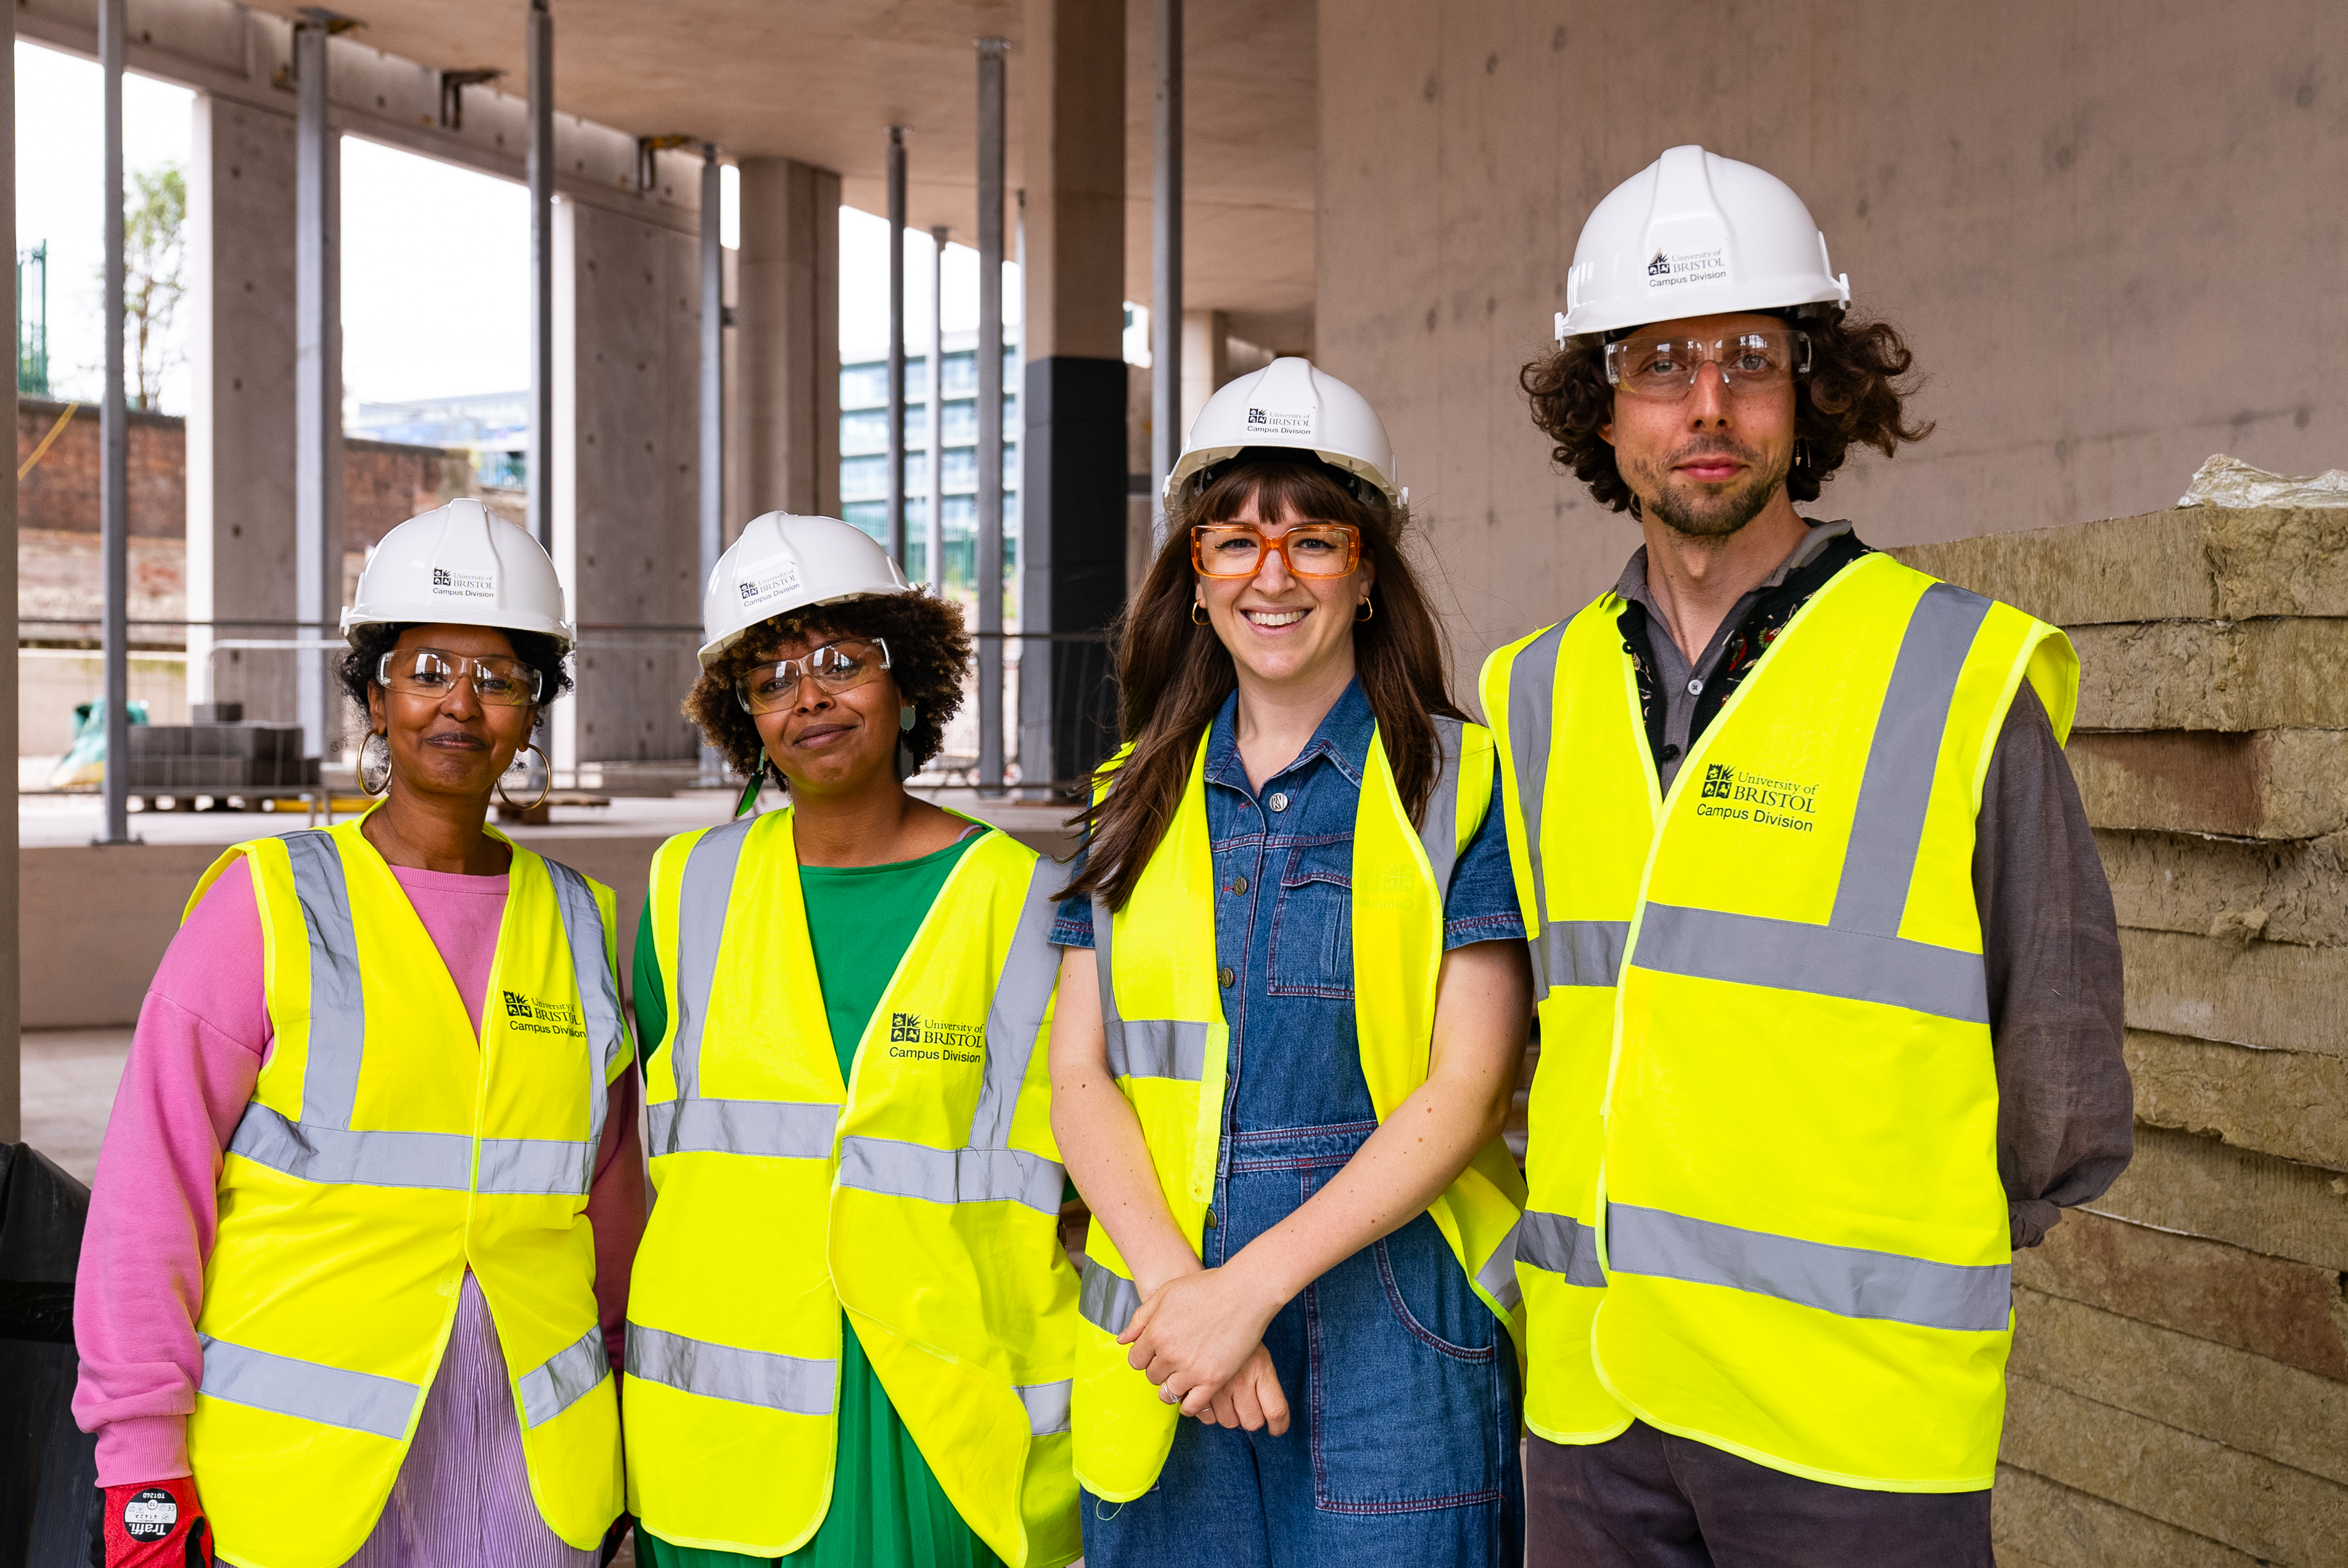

{"left": 101, "top": 1478, "right": 213, "bottom": 1567}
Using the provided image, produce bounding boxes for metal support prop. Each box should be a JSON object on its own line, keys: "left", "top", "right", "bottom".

{"left": 926, "top": 226, "right": 948, "bottom": 593}
{"left": 97, "top": 0, "right": 131, "bottom": 842}
{"left": 1149, "top": 0, "right": 1183, "bottom": 547}
{"left": 885, "top": 127, "right": 909, "bottom": 565}
{"left": 293, "top": 10, "right": 340, "bottom": 774}
{"left": 975, "top": 39, "right": 1008, "bottom": 794}
{"left": 698, "top": 143, "right": 725, "bottom": 782}
{"left": 527, "top": 0, "right": 554, "bottom": 551}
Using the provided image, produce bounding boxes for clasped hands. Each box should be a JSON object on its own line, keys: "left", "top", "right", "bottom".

{"left": 1120, "top": 1261, "right": 1293, "bottom": 1435}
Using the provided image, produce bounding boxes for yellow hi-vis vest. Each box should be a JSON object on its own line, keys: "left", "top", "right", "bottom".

{"left": 1071, "top": 716, "right": 1530, "bottom": 1503}
{"left": 1483, "top": 551, "right": 2077, "bottom": 1491}
{"left": 182, "top": 813, "right": 630, "bottom": 1568}
{"left": 626, "top": 810, "right": 1080, "bottom": 1567}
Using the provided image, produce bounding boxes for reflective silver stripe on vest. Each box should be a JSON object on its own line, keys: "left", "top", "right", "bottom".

{"left": 1093, "top": 893, "right": 1211, "bottom": 1082}
{"left": 670, "top": 816, "right": 757, "bottom": 1101}
{"left": 282, "top": 830, "right": 366, "bottom": 1126}
{"left": 1515, "top": 1209, "right": 1607, "bottom": 1289}
{"left": 625, "top": 1323, "right": 835, "bottom": 1415}
{"left": 1538, "top": 919, "right": 1631, "bottom": 990}
{"left": 1474, "top": 1215, "right": 1524, "bottom": 1313}
{"left": 1606, "top": 1202, "right": 2009, "bottom": 1334}
{"left": 515, "top": 1324, "right": 612, "bottom": 1429}
{"left": 198, "top": 1334, "right": 421, "bottom": 1440}
{"left": 1017, "top": 1378, "right": 1074, "bottom": 1437}
{"left": 1629, "top": 582, "right": 1997, "bottom": 1023}
{"left": 968, "top": 856, "right": 1064, "bottom": 1150}
{"left": 1077, "top": 1256, "right": 1142, "bottom": 1337}
{"left": 476, "top": 1136, "right": 600, "bottom": 1196}
{"left": 546, "top": 856, "right": 629, "bottom": 1186}
{"left": 1632, "top": 903, "right": 1990, "bottom": 1023}
{"left": 228, "top": 1102, "right": 475, "bottom": 1190}
{"left": 1419, "top": 715, "right": 1466, "bottom": 901}
{"left": 836, "top": 1135, "right": 1065, "bottom": 1215}
{"left": 1503, "top": 622, "right": 1590, "bottom": 997}
{"left": 1832, "top": 583, "right": 1993, "bottom": 935}
{"left": 646, "top": 1098, "right": 839, "bottom": 1159}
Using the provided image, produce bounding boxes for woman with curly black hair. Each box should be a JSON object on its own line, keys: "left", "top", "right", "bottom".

{"left": 624, "top": 514, "right": 1082, "bottom": 1568}
{"left": 76, "top": 499, "right": 642, "bottom": 1568}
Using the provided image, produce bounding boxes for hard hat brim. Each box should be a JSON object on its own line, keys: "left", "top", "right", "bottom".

{"left": 695, "top": 586, "right": 912, "bottom": 668}
{"left": 341, "top": 602, "right": 577, "bottom": 652}
{"left": 1163, "top": 443, "right": 1400, "bottom": 511}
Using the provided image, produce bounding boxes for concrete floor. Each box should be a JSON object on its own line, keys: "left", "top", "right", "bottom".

{"left": 22, "top": 1027, "right": 134, "bottom": 1186}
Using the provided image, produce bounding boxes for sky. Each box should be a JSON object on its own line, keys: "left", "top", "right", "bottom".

{"left": 17, "top": 39, "right": 1026, "bottom": 417}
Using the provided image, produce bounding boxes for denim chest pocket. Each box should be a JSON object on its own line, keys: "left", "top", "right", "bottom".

{"left": 1268, "top": 839, "right": 1353, "bottom": 998}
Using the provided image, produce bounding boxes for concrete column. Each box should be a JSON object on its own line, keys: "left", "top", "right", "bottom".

{"left": 736, "top": 158, "right": 841, "bottom": 518}
{"left": 1, "top": 0, "right": 18, "bottom": 1136}
{"left": 1017, "top": 0, "right": 1127, "bottom": 793}
{"left": 186, "top": 97, "right": 300, "bottom": 726}
{"left": 1179, "top": 308, "right": 1228, "bottom": 453}
{"left": 549, "top": 198, "right": 705, "bottom": 775}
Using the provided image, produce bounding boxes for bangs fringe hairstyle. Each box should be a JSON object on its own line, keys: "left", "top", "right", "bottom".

{"left": 683, "top": 591, "right": 974, "bottom": 786}
{"left": 1059, "top": 456, "right": 1467, "bottom": 913}
{"left": 1518, "top": 309, "right": 1934, "bottom": 515}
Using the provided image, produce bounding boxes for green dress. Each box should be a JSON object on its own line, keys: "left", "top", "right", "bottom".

{"left": 631, "top": 829, "right": 1006, "bottom": 1568}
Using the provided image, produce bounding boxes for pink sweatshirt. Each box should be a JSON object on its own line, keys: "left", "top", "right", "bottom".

{"left": 72, "top": 853, "right": 647, "bottom": 1488}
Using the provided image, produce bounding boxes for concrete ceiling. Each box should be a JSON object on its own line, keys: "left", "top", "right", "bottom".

{"left": 251, "top": 0, "right": 1317, "bottom": 348}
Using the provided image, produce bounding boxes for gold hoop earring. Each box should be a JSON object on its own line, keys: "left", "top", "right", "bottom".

{"left": 1191, "top": 602, "right": 1210, "bottom": 626}
{"left": 496, "top": 743, "right": 552, "bottom": 813}
{"left": 1355, "top": 598, "right": 1375, "bottom": 622}
{"left": 359, "top": 731, "right": 392, "bottom": 795}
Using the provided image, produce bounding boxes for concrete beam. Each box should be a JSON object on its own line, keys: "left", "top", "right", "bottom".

{"left": 17, "top": 0, "right": 708, "bottom": 232}
{"left": 735, "top": 158, "right": 842, "bottom": 519}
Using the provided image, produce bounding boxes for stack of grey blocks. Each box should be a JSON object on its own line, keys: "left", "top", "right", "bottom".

{"left": 124, "top": 702, "right": 321, "bottom": 791}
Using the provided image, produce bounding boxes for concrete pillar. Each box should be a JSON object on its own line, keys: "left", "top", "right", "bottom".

{"left": 1179, "top": 308, "right": 1228, "bottom": 453}
{"left": 1, "top": 1, "right": 17, "bottom": 1134}
{"left": 737, "top": 158, "right": 842, "bottom": 519}
{"left": 1017, "top": 0, "right": 1127, "bottom": 793}
{"left": 186, "top": 97, "right": 300, "bottom": 728}
{"left": 549, "top": 198, "right": 705, "bottom": 774}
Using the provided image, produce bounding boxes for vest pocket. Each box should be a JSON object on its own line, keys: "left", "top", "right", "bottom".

{"left": 1268, "top": 841, "right": 1353, "bottom": 999}
{"left": 1303, "top": 1209, "right": 1508, "bottom": 1513}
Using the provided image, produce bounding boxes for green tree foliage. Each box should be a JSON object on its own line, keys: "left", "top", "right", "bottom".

{"left": 123, "top": 162, "right": 186, "bottom": 410}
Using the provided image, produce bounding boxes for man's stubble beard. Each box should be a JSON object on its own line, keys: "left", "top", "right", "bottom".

{"left": 1633, "top": 440, "right": 1792, "bottom": 541}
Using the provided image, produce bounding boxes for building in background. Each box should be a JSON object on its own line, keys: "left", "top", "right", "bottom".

{"left": 346, "top": 391, "right": 530, "bottom": 490}
{"left": 838, "top": 332, "right": 1019, "bottom": 592}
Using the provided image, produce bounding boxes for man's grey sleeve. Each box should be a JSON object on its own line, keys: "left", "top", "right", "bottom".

{"left": 1973, "top": 682, "right": 2133, "bottom": 1249}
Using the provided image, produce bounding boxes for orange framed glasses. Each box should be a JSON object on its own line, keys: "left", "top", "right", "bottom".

{"left": 1190, "top": 522, "right": 1362, "bottom": 580}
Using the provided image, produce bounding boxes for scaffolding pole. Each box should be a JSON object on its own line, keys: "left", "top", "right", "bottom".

{"left": 527, "top": 0, "right": 554, "bottom": 551}
{"left": 926, "top": 226, "right": 947, "bottom": 592}
{"left": 97, "top": 0, "right": 132, "bottom": 842}
{"left": 975, "top": 39, "right": 1007, "bottom": 794}
{"left": 886, "top": 127, "right": 908, "bottom": 566}
{"left": 1150, "top": 0, "right": 1183, "bottom": 546}
{"left": 699, "top": 142, "right": 724, "bottom": 782}
{"left": 294, "top": 10, "right": 342, "bottom": 774}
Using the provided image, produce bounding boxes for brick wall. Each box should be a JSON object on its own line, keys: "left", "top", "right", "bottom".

{"left": 14, "top": 396, "right": 491, "bottom": 632}
{"left": 1897, "top": 508, "right": 2348, "bottom": 1566}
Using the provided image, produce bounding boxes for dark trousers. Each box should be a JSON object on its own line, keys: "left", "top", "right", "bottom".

{"left": 1526, "top": 1424, "right": 1993, "bottom": 1568}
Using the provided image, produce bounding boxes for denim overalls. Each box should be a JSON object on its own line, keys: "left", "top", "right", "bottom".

{"left": 1053, "top": 680, "right": 1527, "bottom": 1567}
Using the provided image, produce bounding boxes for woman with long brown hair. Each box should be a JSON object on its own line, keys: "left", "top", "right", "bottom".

{"left": 1048, "top": 360, "right": 1533, "bottom": 1566}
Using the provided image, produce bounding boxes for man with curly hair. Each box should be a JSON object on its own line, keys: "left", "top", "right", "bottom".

{"left": 1482, "top": 147, "right": 2130, "bottom": 1566}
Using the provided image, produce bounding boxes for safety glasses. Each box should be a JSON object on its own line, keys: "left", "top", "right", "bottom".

{"left": 1604, "top": 327, "right": 1811, "bottom": 400}
{"left": 377, "top": 648, "right": 543, "bottom": 707}
{"left": 736, "top": 638, "right": 893, "bottom": 715}
{"left": 1190, "top": 522, "right": 1363, "bottom": 580}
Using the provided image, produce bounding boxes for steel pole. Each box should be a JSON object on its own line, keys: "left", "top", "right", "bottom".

{"left": 97, "top": 0, "right": 131, "bottom": 842}
{"left": 699, "top": 144, "right": 725, "bottom": 783}
{"left": 293, "top": 11, "right": 340, "bottom": 776}
{"left": 926, "top": 226, "right": 947, "bottom": 593}
{"left": 1150, "top": 0, "right": 1183, "bottom": 548}
{"left": 1, "top": 0, "right": 20, "bottom": 1136}
{"left": 975, "top": 39, "right": 1007, "bottom": 794}
{"left": 527, "top": 0, "right": 554, "bottom": 551}
{"left": 885, "top": 126, "right": 908, "bottom": 566}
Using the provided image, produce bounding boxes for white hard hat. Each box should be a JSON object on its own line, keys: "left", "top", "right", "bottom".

{"left": 1164, "top": 356, "right": 1400, "bottom": 509}
{"left": 1554, "top": 145, "right": 1851, "bottom": 343}
{"left": 699, "top": 512, "right": 913, "bottom": 667}
{"left": 342, "top": 498, "right": 575, "bottom": 650}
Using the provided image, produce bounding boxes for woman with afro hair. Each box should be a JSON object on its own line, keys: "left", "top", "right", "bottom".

{"left": 623, "top": 513, "right": 1082, "bottom": 1568}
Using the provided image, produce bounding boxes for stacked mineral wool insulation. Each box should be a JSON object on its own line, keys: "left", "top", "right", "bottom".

{"left": 1897, "top": 504, "right": 2348, "bottom": 1568}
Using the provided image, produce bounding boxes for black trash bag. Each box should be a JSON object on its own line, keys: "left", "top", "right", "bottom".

{"left": 0, "top": 1143, "right": 103, "bottom": 1568}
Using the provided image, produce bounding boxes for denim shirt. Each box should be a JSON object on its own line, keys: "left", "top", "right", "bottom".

{"left": 1051, "top": 679, "right": 1525, "bottom": 1133}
